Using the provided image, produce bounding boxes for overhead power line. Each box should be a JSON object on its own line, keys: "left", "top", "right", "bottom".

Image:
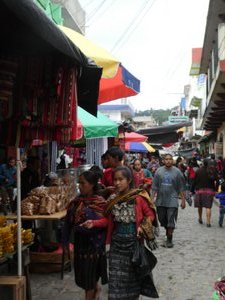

{"left": 87, "top": 0, "right": 107, "bottom": 21}
{"left": 86, "top": 0, "right": 116, "bottom": 27}
{"left": 111, "top": 0, "right": 157, "bottom": 53}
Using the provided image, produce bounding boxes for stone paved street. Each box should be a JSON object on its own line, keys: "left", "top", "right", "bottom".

{"left": 31, "top": 201, "right": 225, "bottom": 300}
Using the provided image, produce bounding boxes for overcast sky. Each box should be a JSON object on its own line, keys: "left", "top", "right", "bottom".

{"left": 80, "top": 0, "right": 209, "bottom": 111}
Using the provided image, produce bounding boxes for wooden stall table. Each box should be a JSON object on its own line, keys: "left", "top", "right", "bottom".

{"left": 0, "top": 244, "right": 32, "bottom": 300}
{"left": 6, "top": 210, "right": 67, "bottom": 221}
{"left": 6, "top": 210, "right": 72, "bottom": 279}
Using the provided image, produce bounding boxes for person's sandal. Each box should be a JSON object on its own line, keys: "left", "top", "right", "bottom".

{"left": 198, "top": 219, "right": 203, "bottom": 224}
{"left": 206, "top": 223, "right": 211, "bottom": 227}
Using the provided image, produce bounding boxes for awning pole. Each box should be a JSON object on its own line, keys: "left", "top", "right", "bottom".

{"left": 16, "top": 148, "right": 22, "bottom": 276}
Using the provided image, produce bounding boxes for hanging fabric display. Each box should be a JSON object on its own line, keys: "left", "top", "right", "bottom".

{"left": 0, "top": 55, "right": 79, "bottom": 146}
{"left": 0, "top": 58, "right": 18, "bottom": 102}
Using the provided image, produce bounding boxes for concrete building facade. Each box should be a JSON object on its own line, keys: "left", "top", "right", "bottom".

{"left": 200, "top": 0, "right": 225, "bottom": 157}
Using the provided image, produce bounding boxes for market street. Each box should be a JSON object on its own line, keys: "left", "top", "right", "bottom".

{"left": 31, "top": 199, "right": 224, "bottom": 300}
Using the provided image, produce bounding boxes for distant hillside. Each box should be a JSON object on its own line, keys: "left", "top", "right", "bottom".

{"left": 135, "top": 108, "right": 172, "bottom": 125}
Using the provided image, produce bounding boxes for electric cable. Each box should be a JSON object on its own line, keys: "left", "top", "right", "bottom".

{"left": 87, "top": 0, "right": 107, "bottom": 21}
{"left": 82, "top": 0, "right": 96, "bottom": 9}
{"left": 110, "top": 0, "right": 151, "bottom": 52}
{"left": 87, "top": 0, "right": 116, "bottom": 27}
{"left": 111, "top": 0, "right": 157, "bottom": 53}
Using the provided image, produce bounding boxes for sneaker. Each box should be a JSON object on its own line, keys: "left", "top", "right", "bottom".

{"left": 166, "top": 236, "right": 174, "bottom": 248}
{"left": 166, "top": 239, "right": 174, "bottom": 248}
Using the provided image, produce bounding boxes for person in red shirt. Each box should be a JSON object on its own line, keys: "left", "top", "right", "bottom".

{"left": 132, "top": 159, "right": 152, "bottom": 193}
{"left": 101, "top": 147, "right": 124, "bottom": 197}
{"left": 187, "top": 157, "right": 199, "bottom": 193}
{"left": 101, "top": 153, "right": 112, "bottom": 187}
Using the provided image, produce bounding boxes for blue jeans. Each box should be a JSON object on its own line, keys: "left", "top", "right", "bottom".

{"left": 219, "top": 207, "right": 225, "bottom": 225}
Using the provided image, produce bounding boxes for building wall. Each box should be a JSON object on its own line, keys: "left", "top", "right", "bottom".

{"left": 60, "top": 0, "right": 85, "bottom": 33}
{"left": 98, "top": 100, "right": 135, "bottom": 123}
{"left": 132, "top": 116, "right": 156, "bottom": 130}
{"left": 101, "top": 110, "right": 122, "bottom": 123}
{"left": 41, "top": 0, "right": 86, "bottom": 33}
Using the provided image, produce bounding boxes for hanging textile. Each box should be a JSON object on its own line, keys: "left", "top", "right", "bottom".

{"left": 0, "top": 55, "right": 79, "bottom": 146}
{"left": 86, "top": 138, "right": 108, "bottom": 167}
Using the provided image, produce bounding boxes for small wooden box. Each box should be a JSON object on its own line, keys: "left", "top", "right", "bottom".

{"left": 29, "top": 244, "right": 73, "bottom": 273}
{"left": 0, "top": 276, "right": 26, "bottom": 300}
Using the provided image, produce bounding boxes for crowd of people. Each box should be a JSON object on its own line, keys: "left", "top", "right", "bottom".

{"left": 0, "top": 147, "right": 223, "bottom": 300}
{"left": 62, "top": 147, "right": 225, "bottom": 300}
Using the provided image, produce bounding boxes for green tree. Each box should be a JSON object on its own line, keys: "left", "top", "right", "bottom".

{"left": 135, "top": 108, "right": 173, "bottom": 125}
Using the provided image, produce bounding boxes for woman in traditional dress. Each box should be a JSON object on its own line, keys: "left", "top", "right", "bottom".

{"left": 105, "top": 166, "right": 159, "bottom": 300}
{"left": 193, "top": 159, "right": 218, "bottom": 227}
{"left": 132, "top": 159, "right": 152, "bottom": 191}
{"left": 63, "top": 170, "right": 108, "bottom": 300}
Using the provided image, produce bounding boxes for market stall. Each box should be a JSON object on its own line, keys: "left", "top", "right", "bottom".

{"left": 60, "top": 106, "right": 118, "bottom": 167}
{"left": 0, "top": 0, "right": 102, "bottom": 288}
{"left": 77, "top": 106, "right": 118, "bottom": 166}
{"left": 0, "top": 0, "right": 102, "bottom": 116}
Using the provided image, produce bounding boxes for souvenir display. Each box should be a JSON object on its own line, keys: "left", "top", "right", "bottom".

{"left": 0, "top": 218, "right": 34, "bottom": 257}
{"left": 21, "top": 175, "right": 76, "bottom": 216}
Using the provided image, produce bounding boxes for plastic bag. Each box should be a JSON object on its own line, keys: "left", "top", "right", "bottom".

{"left": 131, "top": 240, "right": 157, "bottom": 278}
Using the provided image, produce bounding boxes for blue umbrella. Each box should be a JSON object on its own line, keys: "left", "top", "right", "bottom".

{"left": 125, "top": 142, "right": 155, "bottom": 153}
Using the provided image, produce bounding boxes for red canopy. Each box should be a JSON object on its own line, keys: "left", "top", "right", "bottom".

{"left": 124, "top": 132, "right": 148, "bottom": 142}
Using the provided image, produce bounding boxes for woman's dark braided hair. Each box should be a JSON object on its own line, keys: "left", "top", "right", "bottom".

{"left": 80, "top": 170, "right": 99, "bottom": 193}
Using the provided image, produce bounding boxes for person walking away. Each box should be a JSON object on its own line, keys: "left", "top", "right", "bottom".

{"left": 215, "top": 181, "right": 225, "bottom": 227}
{"left": 216, "top": 156, "right": 223, "bottom": 179}
{"left": 105, "top": 166, "right": 158, "bottom": 299}
{"left": 62, "top": 170, "right": 108, "bottom": 300}
{"left": 193, "top": 159, "right": 218, "bottom": 227}
{"left": 152, "top": 153, "right": 186, "bottom": 248}
{"left": 186, "top": 158, "right": 199, "bottom": 193}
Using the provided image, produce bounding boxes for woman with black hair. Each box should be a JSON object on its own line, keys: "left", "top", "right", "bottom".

{"left": 63, "top": 170, "right": 108, "bottom": 300}
{"left": 105, "top": 166, "right": 158, "bottom": 299}
{"left": 193, "top": 159, "right": 218, "bottom": 227}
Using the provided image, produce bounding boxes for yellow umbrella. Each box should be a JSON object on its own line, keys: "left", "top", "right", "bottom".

{"left": 58, "top": 25, "right": 120, "bottom": 78}
{"left": 125, "top": 142, "right": 155, "bottom": 153}
{"left": 143, "top": 142, "right": 155, "bottom": 152}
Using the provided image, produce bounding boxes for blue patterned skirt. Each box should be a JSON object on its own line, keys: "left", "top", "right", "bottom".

{"left": 108, "top": 224, "right": 158, "bottom": 300}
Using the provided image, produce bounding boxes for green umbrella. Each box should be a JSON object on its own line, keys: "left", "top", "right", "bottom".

{"left": 78, "top": 107, "right": 118, "bottom": 138}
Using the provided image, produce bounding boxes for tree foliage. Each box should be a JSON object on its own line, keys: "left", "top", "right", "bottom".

{"left": 135, "top": 108, "right": 172, "bottom": 125}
